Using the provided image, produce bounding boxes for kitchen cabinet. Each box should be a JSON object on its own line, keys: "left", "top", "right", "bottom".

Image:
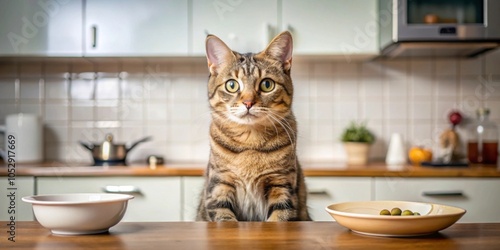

{"left": 84, "top": 0, "right": 188, "bottom": 56}
{"left": 1, "top": 0, "right": 380, "bottom": 58}
{"left": 181, "top": 176, "right": 373, "bottom": 222}
{"left": 191, "top": 0, "right": 278, "bottom": 56}
{"left": 305, "top": 177, "right": 372, "bottom": 221}
{"left": 0, "top": 0, "right": 83, "bottom": 56}
{"left": 374, "top": 177, "right": 500, "bottom": 223}
{"left": 181, "top": 176, "right": 205, "bottom": 221}
{"left": 36, "top": 176, "right": 182, "bottom": 222}
{"left": 0, "top": 176, "right": 35, "bottom": 221}
{"left": 282, "top": 0, "right": 378, "bottom": 59}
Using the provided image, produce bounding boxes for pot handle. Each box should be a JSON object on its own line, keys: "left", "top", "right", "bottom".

{"left": 0, "top": 125, "right": 5, "bottom": 160}
{"left": 79, "top": 141, "right": 94, "bottom": 151}
{"left": 126, "top": 136, "right": 152, "bottom": 151}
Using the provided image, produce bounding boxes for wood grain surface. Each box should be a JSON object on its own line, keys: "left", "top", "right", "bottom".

{"left": 2, "top": 222, "right": 500, "bottom": 249}
{"left": 3, "top": 162, "right": 500, "bottom": 177}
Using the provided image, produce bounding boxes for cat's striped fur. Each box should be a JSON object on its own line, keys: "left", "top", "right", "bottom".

{"left": 196, "top": 31, "right": 311, "bottom": 221}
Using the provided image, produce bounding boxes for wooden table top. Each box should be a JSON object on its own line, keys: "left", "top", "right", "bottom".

{"left": 3, "top": 161, "right": 500, "bottom": 177}
{"left": 2, "top": 222, "right": 500, "bottom": 249}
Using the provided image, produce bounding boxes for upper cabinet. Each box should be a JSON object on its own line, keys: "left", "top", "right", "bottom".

{"left": 0, "top": 0, "right": 379, "bottom": 58}
{"left": 0, "top": 0, "right": 83, "bottom": 56}
{"left": 84, "top": 0, "right": 188, "bottom": 56}
{"left": 191, "top": 0, "right": 279, "bottom": 56}
{"left": 282, "top": 0, "right": 378, "bottom": 59}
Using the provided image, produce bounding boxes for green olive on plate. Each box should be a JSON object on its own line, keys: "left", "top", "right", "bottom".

{"left": 379, "top": 208, "right": 421, "bottom": 216}
{"left": 391, "top": 207, "right": 402, "bottom": 216}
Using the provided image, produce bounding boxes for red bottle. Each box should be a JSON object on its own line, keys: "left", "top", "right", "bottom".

{"left": 467, "top": 108, "right": 499, "bottom": 165}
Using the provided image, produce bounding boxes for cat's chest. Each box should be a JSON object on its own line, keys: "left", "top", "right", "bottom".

{"left": 234, "top": 179, "right": 267, "bottom": 221}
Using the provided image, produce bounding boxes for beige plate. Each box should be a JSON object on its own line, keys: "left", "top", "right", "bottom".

{"left": 325, "top": 201, "right": 466, "bottom": 237}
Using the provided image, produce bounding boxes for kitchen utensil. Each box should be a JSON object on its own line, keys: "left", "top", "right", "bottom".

{"left": 385, "top": 133, "right": 406, "bottom": 165}
{"left": 79, "top": 134, "right": 151, "bottom": 166}
{"left": 147, "top": 155, "right": 164, "bottom": 169}
{"left": 0, "top": 113, "right": 43, "bottom": 163}
{"left": 325, "top": 201, "right": 466, "bottom": 237}
{"left": 22, "top": 193, "right": 133, "bottom": 235}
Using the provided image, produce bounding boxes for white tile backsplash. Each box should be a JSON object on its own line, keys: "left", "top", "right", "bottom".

{"left": 435, "top": 60, "right": 457, "bottom": 76}
{"left": 0, "top": 77, "right": 16, "bottom": 100}
{"left": 44, "top": 102, "right": 69, "bottom": 121}
{"left": 95, "top": 78, "right": 120, "bottom": 100}
{"left": 45, "top": 78, "right": 69, "bottom": 100}
{"left": 19, "top": 78, "right": 41, "bottom": 100}
{"left": 72, "top": 100, "right": 95, "bottom": 121}
{"left": 19, "top": 103, "right": 42, "bottom": 116}
{"left": 1, "top": 54, "right": 500, "bottom": 164}
{"left": 120, "top": 100, "right": 144, "bottom": 121}
{"left": 71, "top": 79, "right": 95, "bottom": 100}
{"left": 460, "top": 58, "right": 484, "bottom": 76}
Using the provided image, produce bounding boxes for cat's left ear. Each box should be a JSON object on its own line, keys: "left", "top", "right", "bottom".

{"left": 261, "top": 31, "right": 293, "bottom": 72}
{"left": 206, "top": 34, "right": 235, "bottom": 75}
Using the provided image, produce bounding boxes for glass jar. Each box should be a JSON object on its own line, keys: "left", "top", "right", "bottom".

{"left": 467, "top": 108, "right": 499, "bottom": 165}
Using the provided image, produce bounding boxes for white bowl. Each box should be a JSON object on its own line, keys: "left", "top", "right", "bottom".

{"left": 325, "top": 201, "right": 466, "bottom": 237}
{"left": 22, "top": 193, "right": 134, "bottom": 235}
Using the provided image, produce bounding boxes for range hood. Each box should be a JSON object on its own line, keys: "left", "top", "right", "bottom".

{"left": 381, "top": 41, "right": 500, "bottom": 58}
{"left": 379, "top": 0, "right": 500, "bottom": 58}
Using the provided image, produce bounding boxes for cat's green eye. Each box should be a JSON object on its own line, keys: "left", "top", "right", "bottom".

{"left": 225, "top": 80, "right": 240, "bottom": 93}
{"left": 260, "top": 79, "right": 275, "bottom": 92}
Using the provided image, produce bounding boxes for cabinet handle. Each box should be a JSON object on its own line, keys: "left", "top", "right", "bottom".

{"left": 91, "top": 25, "right": 97, "bottom": 48}
{"left": 103, "top": 185, "right": 142, "bottom": 194}
{"left": 308, "top": 189, "right": 329, "bottom": 196}
{"left": 422, "top": 191, "right": 464, "bottom": 197}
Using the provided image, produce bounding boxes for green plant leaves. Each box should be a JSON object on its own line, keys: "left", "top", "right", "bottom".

{"left": 341, "top": 121, "right": 375, "bottom": 144}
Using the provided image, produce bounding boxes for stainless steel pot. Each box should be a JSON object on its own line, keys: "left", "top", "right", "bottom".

{"left": 79, "top": 133, "right": 151, "bottom": 166}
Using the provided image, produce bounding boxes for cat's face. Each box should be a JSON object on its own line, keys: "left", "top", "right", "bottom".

{"left": 206, "top": 32, "right": 294, "bottom": 126}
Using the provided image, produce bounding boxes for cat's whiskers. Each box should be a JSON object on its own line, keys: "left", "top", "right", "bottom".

{"left": 252, "top": 107, "right": 296, "bottom": 149}
{"left": 264, "top": 116, "right": 280, "bottom": 138}
{"left": 253, "top": 107, "right": 296, "bottom": 136}
{"left": 265, "top": 112, "right": 296, "bottom": 149}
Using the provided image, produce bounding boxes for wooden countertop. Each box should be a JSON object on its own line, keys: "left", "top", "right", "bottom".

{"left": 3, "top": 221, "right": 500, "bottom": 249}
{"left": 2, "top": 162, "right": 500, "bottom": 177}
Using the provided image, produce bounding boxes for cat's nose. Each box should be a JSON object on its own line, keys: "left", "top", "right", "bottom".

{"left": 243, "top": 100, "right": 255, "bottom": 109}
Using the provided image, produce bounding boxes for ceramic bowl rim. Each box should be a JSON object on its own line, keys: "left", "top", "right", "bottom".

{"left": 325, "top": 200, "right": 466, "bottom": 219}
{"left": 22, "top": 193, "right": 134, "bottom": 205}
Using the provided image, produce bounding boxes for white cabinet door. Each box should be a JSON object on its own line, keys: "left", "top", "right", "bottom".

{"left": 282, "top": 0, "right": 378, "bottom": 58}
{"left": 0, "top": 0, "right": 83, "bottom": 56}
{"left": 85, "top": 0, "right": 188, "bottom": 56}
{"left": 0, "top": 177, "right": 35, "bottom": 221}
{"left": 191, "top": 0, "right": 278, "bottom": 56}
{"left": 182, "top": 176, "right": 205, "bottom": 221}
{"left": 374, "top": 178, "right": 500, "bottom": 223}
{"left": 305, "top": 177, "right": 372, "bottom": 221}
{"left": 37, "top": 176, "right": 182, "bottom": 221}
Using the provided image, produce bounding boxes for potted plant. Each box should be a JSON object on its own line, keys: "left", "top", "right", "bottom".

{"left": 341, "top": 121, "right": 375, "bottom": 166}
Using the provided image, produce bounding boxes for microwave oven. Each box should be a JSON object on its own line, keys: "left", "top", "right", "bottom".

{"left": 379, "top": 0, "right": 500, "bottom": 58}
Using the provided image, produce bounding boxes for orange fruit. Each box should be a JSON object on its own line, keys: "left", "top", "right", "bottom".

{"left": 408, "top": 147, "right": 433, "bottom": 165}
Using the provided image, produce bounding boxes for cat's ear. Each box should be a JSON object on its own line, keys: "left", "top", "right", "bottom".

{"left": 206, "top": 35, "right": 235, "bottom": 75}
{"left": 261, "top": 31, "right": 293, "bottom": 71}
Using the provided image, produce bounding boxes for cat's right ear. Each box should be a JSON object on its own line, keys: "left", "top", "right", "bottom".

{"left": 206, "top": 35, "right": 234, "bottom": 75}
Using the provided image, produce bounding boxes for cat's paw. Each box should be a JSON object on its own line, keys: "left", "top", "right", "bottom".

{"left": 217, "top": 216, "right": 238, "bottom": 222}
{"left": 266, "top": 213, "right": 280, "bottom": 221}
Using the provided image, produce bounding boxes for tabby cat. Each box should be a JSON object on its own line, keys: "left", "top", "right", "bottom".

{"left": 196, "top": 31, "right": 311, "bottom": 221}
